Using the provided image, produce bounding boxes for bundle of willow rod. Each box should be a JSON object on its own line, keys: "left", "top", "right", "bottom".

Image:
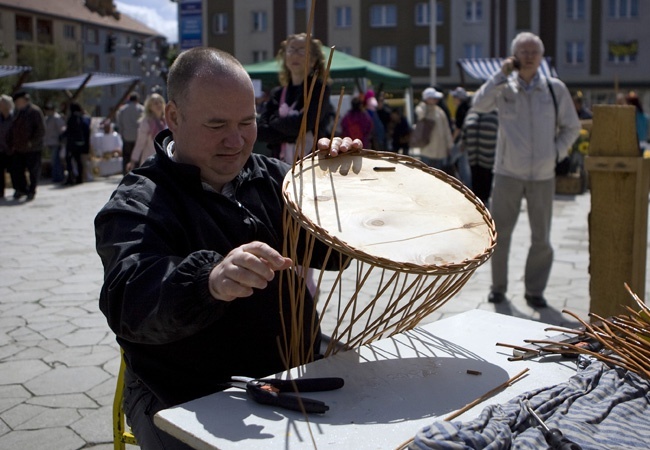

{"left": 524, "top": 284, "right": 650, "bottom": 379}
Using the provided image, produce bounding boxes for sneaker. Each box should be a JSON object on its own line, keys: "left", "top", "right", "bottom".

{"left": 488, "top": 291, "right": 507, "bottom": 303}
{"left": 26, "top": 193, "right": 35, "bottom": 201}
{"left": 525, "top": 294, "right": 548, "bottom": 308}
{"left": 13, "top": 191, "right": 26, "bottom": 199}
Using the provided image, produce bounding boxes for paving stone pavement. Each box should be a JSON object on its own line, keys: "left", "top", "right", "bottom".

{"left": 0, "top": 175, "right": 644, "bottom": 449}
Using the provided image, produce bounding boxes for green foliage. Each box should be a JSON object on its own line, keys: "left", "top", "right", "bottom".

{"left": 14, "top": 45, "right": 75, "bottom": 107}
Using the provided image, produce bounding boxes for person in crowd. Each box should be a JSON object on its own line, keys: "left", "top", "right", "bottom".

{"left": 126, "top": 93, "right": 166, "bottom": 171}
{"left": 364, "top": 90, "right": 386, "bottom": 150}
{"left": 91, "top": 120, "right": 123, "bottom": 177}
{"left": 6, "top": 91, "right": 45, "bottom": 201}
{"left": 388, "top": 107, "right": 411, "bottom": 155}
{"left": 95, "top": 46, "right": 362, "bottom": 449}
{"left": 376, "top": 91, "right": 393, "bottom": 148}
{"left": 62, "top": 102, "right": 90, "bottom": 185}
{"left": 462, "top": 109, "right": 499, "bottom": 204}
{"left": 91, "top": 120, "right": 123, "bottom": 158}
{"left": 451, "top": 87, "right": 471, "bottom": 142}
{"left": 0, "top": 94, "right": 15, "bottom": 200}
{"left": 449, "top": 86, "right": 472, "bottom": 188}
{"left": 255, "top": 32, "right": 332, "bottom": 300}
{"left": 414, "top": 87, "right": 454, "bottom": 170}
{"left": 116, "top": 92, "right": 144, "bottom": 174}
{"left": 573, "top": 91, "right": 592, "bottom": 119}
{"left": 341, "top": 96, "right": 373, "bottom": 148}
{"left": 43, "top": 103, "right": 66, "bottom": 183}
{"left": 625, "top": 91, "right": 649, "bottom": 151}
{"left": 472, "top": 31, "right": 581, "bottom": 308}
{"left": 256, "top": 33, "right": 331, "bottom": 163}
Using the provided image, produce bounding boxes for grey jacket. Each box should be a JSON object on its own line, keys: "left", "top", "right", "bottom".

{"left": 472, "top": 71, "right": 581, "bottom": 181}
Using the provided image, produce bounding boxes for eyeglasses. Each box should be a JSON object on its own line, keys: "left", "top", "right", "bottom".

{"left": 285, "top": 47, "right": 307, "bottom": 56}
{"left": 516, "top": 49, "right": 541, "bottom": 57}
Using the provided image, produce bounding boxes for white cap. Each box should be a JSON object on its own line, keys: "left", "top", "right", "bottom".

{"left": 422, "top": 87, "right": 443, "bottom": 100}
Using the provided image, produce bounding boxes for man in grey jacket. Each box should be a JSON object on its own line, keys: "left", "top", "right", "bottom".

{"left": 472, "top": 31, "right": 580, "bottom": 308}
{"left": 116, "top": 92, "right": 144, "bottom": 174}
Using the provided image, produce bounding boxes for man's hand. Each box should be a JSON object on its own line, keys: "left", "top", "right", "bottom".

{"left": 317, "top": 136, "right": 364, "bottom": 157}
{"left": 209, "top": 242, "right": 292, "bottom": 302}
{"left": 501, "top": 56, "right": 519, "bottom": 76}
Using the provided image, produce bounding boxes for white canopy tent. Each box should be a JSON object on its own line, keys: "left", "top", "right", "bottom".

{"left": 0, "top": 65, "right": 33, "bottom": 93}
{"left": 22, "top": 72, "right": 140, "bottom": 119}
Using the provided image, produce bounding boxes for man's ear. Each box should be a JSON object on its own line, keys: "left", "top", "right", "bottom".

{"left": 165, "top": 101, "right": 179, "bottom": 132}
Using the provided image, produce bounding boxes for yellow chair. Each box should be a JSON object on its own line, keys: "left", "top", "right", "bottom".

{"left": 113, "top": 348, "right": 138, "bottom": 449}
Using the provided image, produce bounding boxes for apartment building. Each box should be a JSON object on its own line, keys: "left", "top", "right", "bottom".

{"left": 0, "top": 0, "right": 168, "bottom": 116}
{"left": 196, "top": 0, "right": 648, "bottom": 105}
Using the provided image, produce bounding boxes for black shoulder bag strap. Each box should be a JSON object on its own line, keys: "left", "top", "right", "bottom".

{"left": 546, "top": 78, "right": 560, "bottom": 162}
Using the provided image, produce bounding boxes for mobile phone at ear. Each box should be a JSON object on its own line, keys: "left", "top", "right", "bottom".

{"left": 512, "top": 57, "right": 521, "bottom": 70}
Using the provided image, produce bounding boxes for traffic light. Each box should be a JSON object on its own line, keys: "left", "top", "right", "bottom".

{"left": 131, "top": 40, "right": 144, "bottom": 57}
{"left": 105, "top": 34, "right": 117, "bottom": 53}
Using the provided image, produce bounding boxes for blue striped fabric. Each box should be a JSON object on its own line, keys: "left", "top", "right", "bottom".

{"left": 410, "top": 360, "right": 650, "bottom": 449}
{"left": 457, "top": 58, "right": 558, "bottom": 82}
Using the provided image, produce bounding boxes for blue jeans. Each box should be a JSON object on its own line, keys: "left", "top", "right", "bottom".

{"left": 419, "top": 155, "right": 448, "bottom": 171}
{"left": 49, "top": 144, "right": 64, "bottom": 182}
{"left": 449, "top": 144, "right": 473, "bottom": 188}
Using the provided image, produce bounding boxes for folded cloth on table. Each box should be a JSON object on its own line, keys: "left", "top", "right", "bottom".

{"left": 409, "top": 360, "right": 650, "bottom": 449}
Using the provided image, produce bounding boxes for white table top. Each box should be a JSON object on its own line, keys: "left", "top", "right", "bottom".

{"left": 154, "top": 309, "right": 578, "bottom": 449}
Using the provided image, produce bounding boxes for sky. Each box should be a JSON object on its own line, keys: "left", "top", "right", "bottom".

{"left": 115, "top": 0, "right": 179, "bottom": 43}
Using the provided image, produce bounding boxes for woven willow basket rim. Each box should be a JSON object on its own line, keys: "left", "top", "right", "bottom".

{"left": 282, "top": 149, "right": 497, "bottom": 276}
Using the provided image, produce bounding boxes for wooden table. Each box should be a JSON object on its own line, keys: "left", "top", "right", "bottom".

{"left": 154, "top": 310, "right": 578, "bottom": 449}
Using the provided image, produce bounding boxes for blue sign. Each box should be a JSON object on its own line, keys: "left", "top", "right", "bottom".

{"left": 180, "top": 0, "right": 202, "bottom": 50}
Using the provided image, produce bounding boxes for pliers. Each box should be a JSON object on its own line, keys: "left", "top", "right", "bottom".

{"left": 230, "top": 376, "right": 344, "bottom": 414}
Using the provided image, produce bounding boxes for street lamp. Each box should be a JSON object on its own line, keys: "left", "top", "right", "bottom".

{"left": 429, "top": 0, "right": 437, "bottom": 86}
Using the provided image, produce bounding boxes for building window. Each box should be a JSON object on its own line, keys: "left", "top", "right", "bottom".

{"left": 252, "top": 11, "right": 267, "bottom": 32}
{"left": 565, "top": 41, "right": 585, "bottom": 64}
{"left": 64, "top": 24, "right": 75, "bottom": 40}
{"left": 465, "top": 0, "right": 483, "bottom": 22}
{"left": 335, "top": 6, "right": 352, "bottom": 28}
{"left": 463, "top": 43, "right": 483, "bottom": 59}
{"left": 252, "top": 50, "right": 267, "bottom": 62}
{"left": 415, "top": 45, "right": 429, "bottom": 68}
{"left": 121, "top": 58, "right": 132, "bottom": 73}
{"left": 36, "top": 19, "right": 53, "bottom": 45}
{"left": 108, "top": 55, "right": 116, "bottom": 72}
{"left": 608, "top": 0, "right": 638, "bottom": 18}
{"left": 370, "top": 5, "right": 397, "bottom": 27}
{"left": 212, "top": 13, "right": 228, "bottom": 35}
{"left": 370, "top": 46, "right": 397, "bottom": 68}
{"left": 15, "top": 15, "right": 33, "bottom": 41}
{"left": 436, "top": 44, "right": 444, "bottom": 68}
{"left": 415, "top": 2, "right": 429, "bottom": 26}
{"left": 566, "top": 0, "right": 585, "bottom": 19}
{"left": 415, "top": 2, "right": 442, "bottom": 26}
{"left": 86, "top": 28, "right": 99, "bottom": 45}
{"left": 85, "top": 53, "right": 100, "bottom": 71}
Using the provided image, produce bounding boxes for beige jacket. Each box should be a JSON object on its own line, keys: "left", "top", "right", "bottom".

{"left": 414, "top": 102, "right": 453, "bottom": 160}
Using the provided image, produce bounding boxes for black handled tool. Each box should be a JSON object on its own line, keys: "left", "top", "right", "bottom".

{"left": 524, "top": 402, "right": 582, "bottom": 450}
{"left": 231, "top": 376, "right": 344, "bottom": 414}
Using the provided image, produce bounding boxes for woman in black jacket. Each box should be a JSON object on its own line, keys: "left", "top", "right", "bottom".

{"left": 63, "top": 101, "right": 90, "bottom": 185}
